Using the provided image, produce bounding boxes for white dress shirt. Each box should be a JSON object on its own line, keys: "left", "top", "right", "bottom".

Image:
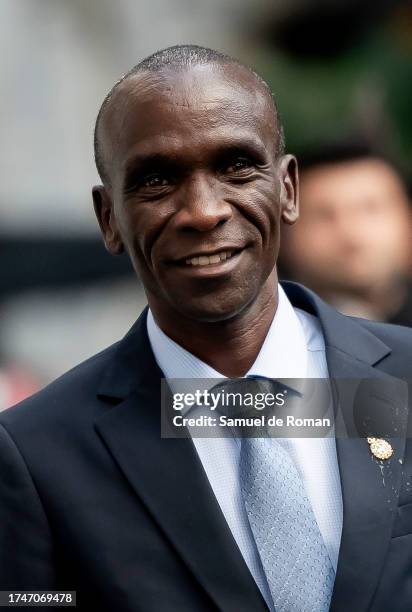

{"left": 147, "top": 285, "right": 343, "bottom": 609}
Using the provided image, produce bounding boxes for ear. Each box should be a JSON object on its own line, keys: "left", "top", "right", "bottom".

{"left": 278, "top": 154, "right": 299, "bottom": 225}
{"left": 92, "top": 185, "right": 124, "bottom": 255}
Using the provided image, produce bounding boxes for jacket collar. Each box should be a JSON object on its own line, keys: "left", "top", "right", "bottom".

{"left": 281, "top": 280, "right": 391, "bottom": 367}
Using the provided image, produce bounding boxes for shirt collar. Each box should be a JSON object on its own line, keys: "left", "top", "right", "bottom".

{"left": 147, "top": 284, "right": 308, "bottom": 394}
{"left": 246, "top": 284, "right": 307, "bottom": 380}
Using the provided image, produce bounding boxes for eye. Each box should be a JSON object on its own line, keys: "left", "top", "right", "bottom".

{"left": 223, "top": 157, "right": 254, "bottom": 175}
{"left": 142, "top": 174, "right": 170, "bottom": 188}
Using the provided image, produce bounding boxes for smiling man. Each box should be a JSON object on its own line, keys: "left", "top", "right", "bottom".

{"left": 1, "top": 45, "right": 412, "bottom": 612}
{"left": 92, "top": 48, "right": 297, "bottom": 376}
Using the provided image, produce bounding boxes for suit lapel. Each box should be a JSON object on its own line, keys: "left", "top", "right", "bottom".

{"left": 282, "top": 282, "right": 409, "bottom": 612}
{"left": 95, "top": 309, "right": 268, "bottom": 612}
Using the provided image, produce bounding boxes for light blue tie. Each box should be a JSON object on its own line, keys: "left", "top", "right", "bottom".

{"left": 240, "top": 436, "right": 335, "bottom": 612}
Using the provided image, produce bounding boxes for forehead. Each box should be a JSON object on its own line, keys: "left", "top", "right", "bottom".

{"left": 102, "top": 64, "right": 278, "bottom": 178}
{"left": 301, "top": 159, "right": 409, "bottom": 207}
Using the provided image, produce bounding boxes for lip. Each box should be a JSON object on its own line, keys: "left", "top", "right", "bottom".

{"left": 174, "top": 246, "right": 244, "bottom": 263}
{"left": 170, "top": 248, "right": 246, "bottom": 278}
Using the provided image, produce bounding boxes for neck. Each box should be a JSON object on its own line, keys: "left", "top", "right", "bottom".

{"left": 149, "top": 272, "right": 278, "bottom": 377}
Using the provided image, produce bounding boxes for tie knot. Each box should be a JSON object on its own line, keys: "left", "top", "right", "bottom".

{"left": 209, "top": 377, "right": 282, "bottom": 415}
{"left": 206, "top": 377, "right": 287, "bottom": 438}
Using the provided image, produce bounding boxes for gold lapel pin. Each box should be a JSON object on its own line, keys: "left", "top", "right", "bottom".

{"left": 367, "top": 437, "right": 393, "bottom": 460}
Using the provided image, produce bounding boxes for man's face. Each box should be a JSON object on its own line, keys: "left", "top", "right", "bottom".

{"left": 283, "top": 159, "right": 411, "bottom": 294}
{"left": 94, "top": 64, "right": 297, "bottom": 322}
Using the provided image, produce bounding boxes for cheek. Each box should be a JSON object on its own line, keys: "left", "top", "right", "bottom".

{"left": 370, "top": 225, "right": 410, "bottom": 268}
{"left": 118, "top": 201, "right": 172, "bottom": 269}
{"left": 234, "top": 182, "right": 281, "bottom": 246}
{"left": 287, "top": 225, "right": 334, "bottom": 266}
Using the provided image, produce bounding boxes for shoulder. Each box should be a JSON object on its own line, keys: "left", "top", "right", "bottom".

{"left": 351, "top": 316, "right": 412, "bottom": 352}
{"left": 347, "top": 316, "right": 412, "bottom": 378}
{"left": 284, "top": 280, "right": 412, "bottom": 361}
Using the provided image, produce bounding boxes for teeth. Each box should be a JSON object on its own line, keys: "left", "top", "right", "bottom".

{"left": 185, "top": 251, "right": 233, "bottom": 266}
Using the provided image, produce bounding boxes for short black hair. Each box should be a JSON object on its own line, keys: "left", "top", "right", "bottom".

{"left": 298, "top": 140, "right": 410, "bottom": 196}
{"left": 94, "top": 44, "right": 285, "bottom": 184}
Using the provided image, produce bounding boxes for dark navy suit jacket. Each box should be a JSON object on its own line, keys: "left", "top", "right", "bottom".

{"left": 1, "top": 282, "right": 412, "bottom": 611}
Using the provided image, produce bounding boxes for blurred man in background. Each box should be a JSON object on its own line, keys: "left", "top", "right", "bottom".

{"left": 281, "top": 144, "right": 412, "bottom": 324}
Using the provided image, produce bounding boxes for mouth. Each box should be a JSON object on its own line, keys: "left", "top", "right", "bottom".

{"left": 183, "top": 248, "right": 241, "bottom": 267}
{"left": 171, "top": 247, "right": 246, "bottom": 277}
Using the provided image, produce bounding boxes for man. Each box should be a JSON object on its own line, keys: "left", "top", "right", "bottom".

{"left": 1, "top": 45, "right": 412, "bottom": 612}
{"left": 280, "top": 144, "right": 412, "bottom": 324}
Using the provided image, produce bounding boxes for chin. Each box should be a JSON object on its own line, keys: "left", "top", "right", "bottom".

{"left": 174, "top": 295, "right": 253, "bottom": 324}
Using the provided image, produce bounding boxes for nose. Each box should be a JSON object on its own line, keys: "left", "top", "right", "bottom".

{"left": 174, "top": 173, "right": 232, "bottom": 232}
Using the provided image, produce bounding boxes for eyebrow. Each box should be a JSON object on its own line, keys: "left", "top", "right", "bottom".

{"left": 123, "top": 154, "right": 179, "bottom": 192}
{"left": 122, "top": 136, "right": 269, "bottom": 192}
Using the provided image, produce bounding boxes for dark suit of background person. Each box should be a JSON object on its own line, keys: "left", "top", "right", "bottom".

{"left": 0, "top": 283, "right": 412, "bottom": 612}
{"left": 2, "top": 45, "right": 412, "bottom": 612}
